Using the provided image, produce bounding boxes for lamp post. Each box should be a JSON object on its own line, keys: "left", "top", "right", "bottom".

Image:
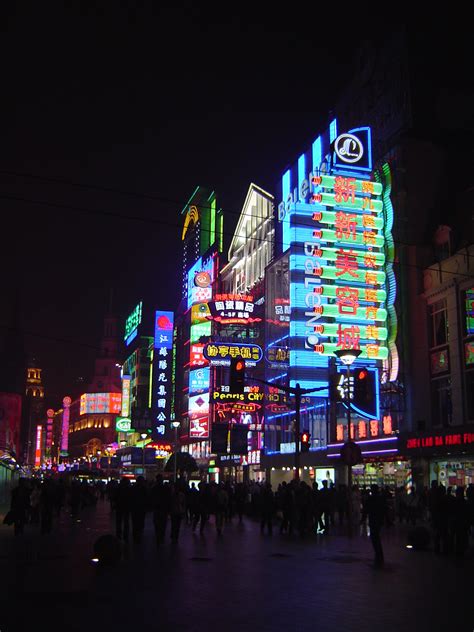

{"left": 334, "top": 348, "right": 362, "bottom": 537}
{"left": 140, "top": 432, "right": 148, "bottom": 479}
{"left": 171, "top": 421, "right": 180, "bottom": 483}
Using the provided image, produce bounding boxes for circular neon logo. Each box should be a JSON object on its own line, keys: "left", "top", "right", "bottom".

{"left": 334, "top": 133, "right": 364, "bottom": 164}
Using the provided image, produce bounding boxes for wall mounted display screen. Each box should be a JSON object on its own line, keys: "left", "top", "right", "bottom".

{"left": 124, "top": 302, "right": 143, "bottom": 346}
{"left": 80, "top": 393, "right": 122, "bottom": 415}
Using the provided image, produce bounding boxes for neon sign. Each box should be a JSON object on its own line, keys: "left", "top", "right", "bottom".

{"left": 121, "top": 375, "right": 131, "bottom": 417}
{"left": 152, "top": 310, "right": 175, "bottom": 438}
{"left": 116, "top": 417, "right": 133, "bottom": 432}
{"left": 278, "top": 123, "right": 393, "bottom": 397}
{"left": 35, "top": 424, "right": 42, "bottom": 467}
{"left": 80, "top": 393, "right": 122, "bottom": 415}
{"left": 203, "top": 343, "right": 263, "bottom": 367}
{"left": 124, "top": 302, "right": 143, "bottom": 346}
{"left": 406, "top": 432, "right": 474, "bottom": 450}
{"left": 208, "top": 294, "right": 261, "bottom": 325}
{"left": 61, "top": 396, "right": 71, "bottom": 455}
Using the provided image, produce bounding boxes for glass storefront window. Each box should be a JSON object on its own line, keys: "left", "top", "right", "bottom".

{"left": 430, "top": 459, "right": 474, "bottom": 488}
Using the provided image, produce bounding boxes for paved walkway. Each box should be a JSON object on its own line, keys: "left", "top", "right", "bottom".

{"left": 1, "top": 501, "right": 472, "bottom": 632}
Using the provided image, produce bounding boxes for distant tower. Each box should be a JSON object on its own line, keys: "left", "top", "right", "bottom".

{"left": 88, "top": 314, "right": 122, "bottom": 393}
{"left": 23, "top": 356, "right": 46, "bottom": 465}
{"left": 25, "top": 359, "right": 45, "bottom": 399}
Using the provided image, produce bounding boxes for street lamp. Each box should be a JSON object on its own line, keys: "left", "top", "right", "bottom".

{"left": 171, "top": 421, "right": 180, "bottom": 483}
{"left": 334, "top": 348, "right": 362, "bottom": 537}
{"left": 140, "top": 432, "right": 148, "bottom": 479}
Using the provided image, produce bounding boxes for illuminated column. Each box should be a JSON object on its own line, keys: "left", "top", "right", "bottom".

{"left": 45, "top": 408, "right": 54, "bottom": 461}
{"left": 35, "top": 425, "right": 43, "bottom": 468}
{"left": 61, "top": 396, "right": 72, "bottom": 457}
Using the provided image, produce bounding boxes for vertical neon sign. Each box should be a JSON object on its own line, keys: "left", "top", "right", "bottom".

{"left": 152, "top": 311, "right": 174, "bottom": 437}
{"left": 46, "top": 408, "right": 54, "bottom": 459}
{"left": 35, "top": 425, "right": 42, "bottom": 467}
{"left": 121, "top": 375, "right": 131, "bottom": 417}
{"left": 61, "top": 396, "right": 71, "bottom": 455}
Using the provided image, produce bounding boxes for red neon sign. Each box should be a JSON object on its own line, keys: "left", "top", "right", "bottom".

{"left": 406, "top": 432, "right": 474, "bottom": 450}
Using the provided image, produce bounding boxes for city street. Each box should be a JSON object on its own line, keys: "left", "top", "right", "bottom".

{"left": 1, "top": 501, "right": 472, "bottom": 632}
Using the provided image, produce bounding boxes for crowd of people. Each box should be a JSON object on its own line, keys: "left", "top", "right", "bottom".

{"left": 7, "top": 476, "right": 102, "bottom": 535}
{"left": 5, "top": 475, "right": 474, "bottom": 562}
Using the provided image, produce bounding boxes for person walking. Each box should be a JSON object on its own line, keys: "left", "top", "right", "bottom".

{"left": 40, "top": 479, "right": 55, "bottom": 535}
{"left": 361, "top": 484, "right": 387, "bottom": 568}
{"left": 131, "top": 476, "right": 148, "bottom": 544}
{"left": 260, "top": 483, "right": 275, "bottom": 535}
{"left": 170, "top": 482, "right": 186, "bottom": 542}
{"left": 151, "top": 475, "right": 171, "bottom": 546}
{"left": 215, "top": 483, "right": 229, "bottom": 535}
{"left": 115, "top": 478, "right": 132, "bottom": 542}
{"left": 10, "top": 478, "right": 31, "bottom": 536}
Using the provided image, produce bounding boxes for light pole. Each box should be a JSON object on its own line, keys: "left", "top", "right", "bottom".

{"left": 334, "top": 348, "right": 362, "bottom": 536}
{"left": 140, "top": 432, "right": 148, "bottom": 479}
{"left": 171, "top": 421, "right": 180, "bottom": 483}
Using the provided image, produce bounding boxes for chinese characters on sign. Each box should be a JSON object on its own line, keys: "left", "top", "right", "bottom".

{"left": 208, "top": 294, "right": 261, "bottom": 325}
{"left": 124, "top": 302, "right": 143, "bottom": 346}
{"left": 203, "top": 343, "right": 263, "bottom": 367}
{"left": 153, "top": 311, "right": 174, "bottom": 437}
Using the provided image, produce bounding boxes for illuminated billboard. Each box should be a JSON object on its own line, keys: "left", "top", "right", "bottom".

{"left": 154, "top": 311, "right": 174, "bottom": 349}
{"left": 277, "top": 121, "right": 396, "bottom": 399}
{"left": 203, "top": 343, "right": 263, "bottom": 367}
{"left": 152, "top": 310, "right": 175, "bottom": 437}
{"left": 124, "top": 302, "right": 143, "bottom": 346}
{"left": 187, "top": 255, "right": 215, "bottom": 309}
{"left": 208, "top": 294, "right": 261, "bottom": 325}
{"left": 80, "top": 393, "right": 122, "bottom": 415}
{"left": 188, "top": 393, "right": 209, "bottom": 421}
{"left": 121, "top": 375, "right": 131, "bottom": 417}
{"left": 189, "top": 367, "right": 210, "bottom": 395}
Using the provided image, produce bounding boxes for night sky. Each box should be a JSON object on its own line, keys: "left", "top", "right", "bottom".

{"left": 0, "top": 6, "right": 410, "bottom": 402}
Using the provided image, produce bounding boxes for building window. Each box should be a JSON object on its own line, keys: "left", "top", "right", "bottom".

{"left": 428, "top": 299, "right": 449, "bottom": 348}
{"left": 430, "top": 377, "right": 452, "bottom": 427}
{"left": 465, "top": 370, "right": 474, "bottom": 422}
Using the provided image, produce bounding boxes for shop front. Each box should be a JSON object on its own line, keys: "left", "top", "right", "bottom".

{"left": 326, "top": 435, "right": 409, "bottom": 490}
{"left": 400, "top": 426, "right": 474, "bottom": 490}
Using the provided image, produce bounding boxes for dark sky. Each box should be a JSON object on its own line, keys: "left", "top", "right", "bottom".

{"left": 1, "top": 4, "right": 396, "bottom": 402}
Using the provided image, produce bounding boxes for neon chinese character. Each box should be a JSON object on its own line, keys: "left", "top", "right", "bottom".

{"left": 335, "top": 212, "right": 358, "bottom": 241}
{"left": 363, "top": 231, "right": 377, "bottom": 246}
{"left": 366, "top": 344, "right": 380, "bottom": 358}
{"left": 365, "top": 306, "right": 378, "bottom": 320}
{"left": 207, "top": 344, "right": 218, "bottom": 357}
{"left": 157, "top": 398, "right": 166, "bottom": 409}
{"left": 337, "top": 324, "right": 360, "bottom": 350}
{"left": 159, "top": 347, "right": 168, "bottom": 357}
{"left": 358, "top": 421, "right": 367, "bottom": 438}
{"left": 158, "top": 373, "right": 168, "bottom": 383}
{"left": 383, "top": 415, "right": 393, "bottom": 435}
{"left": 158, "top": 360, "right": 168, "bottom": 370}
{"left": 336, "top": 287, "right": 359, "bottom": 315}
{"left": 362, "top": 197, "right": 374, "bottom": 210}
{"left": 335, "top": 248, "right": 359, "bottom": 278}
{"left": 215, "top": 301, "right": 225, "bottom": 310}
{"left": 370, "top": 420, "right": 379, "bottom": 437}
{"left": 229, "top": 346, "right": 240, "bottom": 358}
{"left": 362, "top": 215, "right": 375, "bottom": 228}
{"left": 362, "top": 181, "right": 374, "bottom": 194}
{"left": 334, "top": 176, "right": 356, "bottom": 203}
{"left": 365, "top": 271, "right": 378, "bottom": 286}
{"left": 240, "top": 347, "right": 251, "bottom": 359}
{"left": 365, "top": 289, "right": 378, "bottom": 303}
{"left": 336, "top": 424, "right": 344, "bottom": 441}
{"left": 365, "top": 325, "right": 379, "bottom": 339}
{"left": 157, "top": 385, "right": 167, "bottom": 396}
{"left": 364, "top": 253, "right": 377, "bottom": 268}
{"left": 218, "top": 346, "right": 229, "bottom": 357}
{"left": 225, "top": 301, "right": 234, "bottom": 310}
